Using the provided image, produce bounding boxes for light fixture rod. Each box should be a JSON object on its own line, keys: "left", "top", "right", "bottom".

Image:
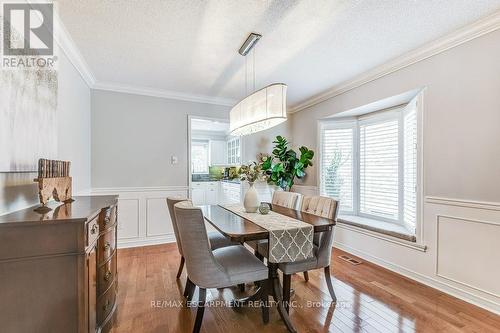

{"left": 239, "top": 33, "right": 262, "bottom": 56}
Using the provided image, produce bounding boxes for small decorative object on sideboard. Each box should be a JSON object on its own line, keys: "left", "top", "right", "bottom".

{"left": 259, "top": 202, "right": 270, "bottom": 215}
{"left": 34, "top": 158, "right": 74, "bottom": 213}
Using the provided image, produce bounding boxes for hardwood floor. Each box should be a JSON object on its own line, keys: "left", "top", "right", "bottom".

{"left": 112, "top": 244, "right": 500, "bottom": 333}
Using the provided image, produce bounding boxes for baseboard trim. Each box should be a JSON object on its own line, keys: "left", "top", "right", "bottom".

{"left": 118, "top": 234, "right": 176, "bottom": 249}
{"left": 334, "top": 242, "right": 500, "bottom": 316}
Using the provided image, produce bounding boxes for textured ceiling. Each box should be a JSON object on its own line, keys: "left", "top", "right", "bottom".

{"left": 57, "top": 0, "right": 500, "bottom": 107}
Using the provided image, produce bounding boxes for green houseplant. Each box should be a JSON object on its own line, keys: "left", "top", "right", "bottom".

{"left": 260, "top": 136, "right": 314, "bottom": 191}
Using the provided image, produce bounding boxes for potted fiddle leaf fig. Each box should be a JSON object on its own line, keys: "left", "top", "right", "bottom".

{"left": 260, "top": 136, "right": 314, "bottom": 191}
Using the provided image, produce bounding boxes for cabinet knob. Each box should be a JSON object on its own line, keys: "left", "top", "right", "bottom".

{"left": 104, "top": 271, "right": 112, "bottom": 281}
{"left": 90, "top": 224, "right": 98, "bottom": 235}
{"left": 104, "top": 216, "right": 110, "bottom": 224}
{"left": 104, "top": 242, "right": 111, "bottom": 250}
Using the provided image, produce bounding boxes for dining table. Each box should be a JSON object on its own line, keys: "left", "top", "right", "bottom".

{"left": 199, "top": 204, "right": 336, "bottom": 333}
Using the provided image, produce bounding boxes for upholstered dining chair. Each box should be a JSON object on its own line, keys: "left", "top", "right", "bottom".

{"left": 256, "top": 195, "right": 339, "bottom": 311}
{"left": 173, "top": 201, "right": 270, "bottom": 333}
{"left": 247, "top": 190, "right": 301, "bottom": 259}
{"left": 166, "top": 197, "right": 236, "bottom": 279}
{"left": 271, "top": 190, "right": 301, "bottom": 210}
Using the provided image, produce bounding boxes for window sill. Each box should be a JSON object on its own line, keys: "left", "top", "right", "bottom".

{"left": 336, "top": 214, "right": 427, "bottom": 252}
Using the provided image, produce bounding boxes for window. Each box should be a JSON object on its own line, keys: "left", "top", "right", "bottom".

{"left": 227, "top": 137, "right": 241, "bottom": 165}
{"left": 191, "top": 140, "right": 209, "bottom": 174}
{"left": 320, "top": 102, "right": 418, "bottom": 231}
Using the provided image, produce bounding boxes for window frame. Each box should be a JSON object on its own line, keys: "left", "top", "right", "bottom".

{"left": 191, "top": 140, "right": 210, "bottom": 174}
{"left": 319, "top": 100, "right": 421, "bottom": 230}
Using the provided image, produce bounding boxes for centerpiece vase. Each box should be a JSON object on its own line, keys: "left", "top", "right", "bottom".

{"left": 243, "top": 182, "right": 259, "bottom": 213}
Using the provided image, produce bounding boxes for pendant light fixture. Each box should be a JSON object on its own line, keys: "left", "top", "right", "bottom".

{"left": 230, "top": 33, "right": 287, "bottom": 136}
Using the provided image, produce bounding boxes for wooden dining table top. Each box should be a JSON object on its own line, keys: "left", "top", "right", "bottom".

{"left": 199, "top": 204, "right": 336, "bottom": 243}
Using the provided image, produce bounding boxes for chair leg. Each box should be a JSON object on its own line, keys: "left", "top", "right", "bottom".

{"left": 303, "top": 271, "right": 309, "bottom": 282}
{"left": 184, "top": 278, "right": 196, "bottom": 302}
{"left": 193, "top": 287, "right": 206, "bottom": 333}
{"left": 283, "top": 274, "right": 291, "bottom": 314}
{"left": 324, "top": 266, "right": 337, "bottom": 302}
{"left": 260, "top": 280, "right": 269, "bottom": 324}
{"left": 176, "top": 256, "right": 185, "bottom": 279}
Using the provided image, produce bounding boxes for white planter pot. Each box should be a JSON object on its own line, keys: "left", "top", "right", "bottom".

{"left": 243, "top": 182, "right": 259, "bottom": 213}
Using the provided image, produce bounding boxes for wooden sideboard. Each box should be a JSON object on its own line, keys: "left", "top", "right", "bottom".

{"left": 0, "top": 195, "right": 118, "bottom": 333}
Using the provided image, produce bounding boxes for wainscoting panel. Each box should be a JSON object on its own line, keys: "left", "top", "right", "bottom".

{"left": 436, "top": 215, "right": 500, "bottom": 298}
{"left": 116, "top": 199, "right": 140, "bottom": 239}
{"left": 146, "top": 197, "right": 177, "bottom": 237}
{"left": 92, "top": 186, "right": 188, "bottom": 248}
{"left": 280, "top": 185, "right": 500, "bottom": 314}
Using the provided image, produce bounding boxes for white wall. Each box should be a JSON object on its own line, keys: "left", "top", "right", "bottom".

{"left": 0, "top": 49, "right": 91, "bottom": 215}
{"left": 291, "top": 30, "right": 500, "bottom": 314}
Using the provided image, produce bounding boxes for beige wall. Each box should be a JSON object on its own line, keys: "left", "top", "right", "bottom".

{"left": 291, "top": 29, "right": 500, "bottom": 314}
{"left": 241, "top": 121, "right": 291, "bottom": 163}
{"left": 292, "top": 29, "right": 500, "bottom": 203}
{"left": 0, "top": 49, "right": 91, "bottom": 215}
{"left": 91, "top": 91, "right": 231, "bottom": 188}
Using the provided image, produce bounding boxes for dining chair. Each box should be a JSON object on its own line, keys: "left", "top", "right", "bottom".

{"left": 271, "top": 190, "right": 301, "bottom": 210}
{"left": 246, "top": 190, "right": 301, "bottom": 260}
{"left": 173, "top": 201, "right": 270, "bottom": 333}
{"left": 256, "top": 195, "right": 339, "bottom": 312}
{"left": 166, "top": 197, "right": 236, "bottom": 279}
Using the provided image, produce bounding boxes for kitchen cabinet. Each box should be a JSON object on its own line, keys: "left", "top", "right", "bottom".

{"left": 191, "top": 183, "right": 206, "bottom": 205}
{"left": 220, "top": 181, "right": 241, "bottom": 204}
{"left": 226, "top": 137, "right": 241, "bottom": 165}
{"left": 191, "top": 188, "right": 205, "bottom": 206}
{"left": 190, "top": 181, "right": 241, "bottom": 205}
{"left": 190, "top": 181, "right": 220, "bottom": 205}
{"left": 205, "top": 185, "right": 218, "bottom": 205}
{"left": 209, "top": 140, "right": 227, "bottom": 166}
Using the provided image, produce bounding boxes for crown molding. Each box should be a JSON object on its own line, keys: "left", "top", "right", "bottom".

{"left": 92, "top": 81, "right": 236, "bottom": 106}
{"left": 288, "top": 10, "right": 500, "bottom": 114}
{"left": 51, "top": 5, "right": 234, "bottom": 106}
{"left": 53, "top": 13, "right": 96, "bottom": 87}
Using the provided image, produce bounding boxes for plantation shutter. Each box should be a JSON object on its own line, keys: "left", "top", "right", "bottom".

{"left": 359, "top": 116, "right": 399, "bottom": 220}
{"left": 403, "top": 105, "right": 417, "bottom": 231}
{"left": 321, "top": 125, "right": 354, "bottom": 212}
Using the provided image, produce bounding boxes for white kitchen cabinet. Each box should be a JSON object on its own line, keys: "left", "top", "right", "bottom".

{"left": 226, "top": 137, "right": 241, "bottom": 165}
{"left": 220, "top": 181, "right": 241, "bottom": 204}
{"left": 191, "top": 187, "right": 205, "bottom": 205}
{"left": 190, "top": 181, "right": 220, "bottom": 205}
{"left": 205, "top": 182, "right": 219, "bottom": 205}
{"left": 210, "top": 140, "right": 227, "bottom": 166}
{"left": 205, "top": 186, "right": 218, "bottom": 204}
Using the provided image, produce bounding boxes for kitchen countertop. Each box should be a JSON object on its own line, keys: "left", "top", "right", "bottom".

{"left": 191, "top": 178, "right": 241, "bottom": 184}
{"left": 220, "top": 179, "right": 241, "bottom": 184}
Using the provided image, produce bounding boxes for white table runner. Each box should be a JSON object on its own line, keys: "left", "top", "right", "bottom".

{"left": 220, "top": 204, "right": 314, "bottom": 263}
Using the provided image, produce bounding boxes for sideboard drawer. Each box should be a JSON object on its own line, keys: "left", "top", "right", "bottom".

{"left": 87, "top": 218, "right": 99, "bottom": 246}
{"left": 98, "top": 253, "right": 117, "bottom": 295}
{"left": 97, "top": 280, "right": 117, "bottom": 324}
{"left": 99, "top": 205, "right": 117, "bottom": 231}
{"left": 98, "top": 227, "right": 116, "bottom": 265}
